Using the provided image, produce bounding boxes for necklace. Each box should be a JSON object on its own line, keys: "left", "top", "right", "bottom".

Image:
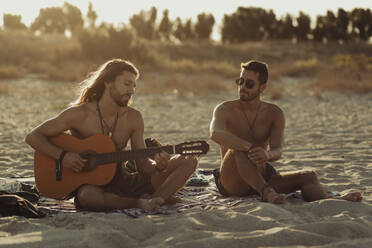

{"left": 239, "top": 100, "right": 261, "bottom": 140}
{"left": 96, "top": 102, "right": 119, "bottom": 138}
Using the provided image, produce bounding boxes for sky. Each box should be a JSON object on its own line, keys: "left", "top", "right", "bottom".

{"left": 1, "top": 0, "right": 371, "bottom": 39}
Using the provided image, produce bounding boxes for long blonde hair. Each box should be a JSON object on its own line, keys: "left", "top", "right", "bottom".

{"left": 72, "top": 59, "right": 139, "bottom": 106}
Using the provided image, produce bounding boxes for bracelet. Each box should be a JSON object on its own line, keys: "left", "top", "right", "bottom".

{"left": 58, "top": 150, "right": 68, "bottom": 164}
{"left": 56, "top": 150, "right": 67, "bottom": 181}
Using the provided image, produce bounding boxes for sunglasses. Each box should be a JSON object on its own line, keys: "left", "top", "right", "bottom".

{"left": 235, "top": 78, "right": 256, "bottom": 89}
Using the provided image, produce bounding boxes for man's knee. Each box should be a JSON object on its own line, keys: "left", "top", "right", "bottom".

{"left": 185, "top": 156, "right": 199, "bottom": 172}
{"left": 224, "top": 149, "right": 245, "bottom": 162}
{"left": 178, "top": 155, "right": 198, "bottom": 175}
{"left": 229, "top": 149, "right": 244, "bottom": 156}
{"left": 76, "top": 185, "right": 104, "bottom": 210}
{"left": 221, "top": 149, "right": 246, "bottom": 171}
{"left": 229, "top": 149, "right": 256, "bottom": 168}
{"left": 301, "top": 170, "right": 320, "bottom": 184}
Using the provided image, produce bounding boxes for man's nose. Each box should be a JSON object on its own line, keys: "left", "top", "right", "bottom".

{"left": 129, "top": 87, "right": 135, "bottom": 94}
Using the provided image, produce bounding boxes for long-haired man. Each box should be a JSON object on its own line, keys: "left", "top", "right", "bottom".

{"left": 26, "top": 58, "right": 198, "bottom": 211}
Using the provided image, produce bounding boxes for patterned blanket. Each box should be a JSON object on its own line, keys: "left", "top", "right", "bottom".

{"left": 36, "top": 169, "right": 262, "bottom": 218}
{"left": 8, "top": 169, "right": 338, "bottom": 218}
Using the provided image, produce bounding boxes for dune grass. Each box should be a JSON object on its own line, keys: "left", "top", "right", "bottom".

{"left": 137, "top": 72, "right": 229, "bottom": 97}
{"left": 0, "top": 65, "right": 23, "bottom": 80}
{"left": 0, "top": 84, "right": 9, "bottom": 94}
{"left": 307, "top": 54, "right": 372, "bottom": 94}
{"left": 1, "top": 29, "right": 372, "bottom": 95}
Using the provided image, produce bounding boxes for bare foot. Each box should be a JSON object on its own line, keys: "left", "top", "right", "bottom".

{"left": 137, "top": 197, "right": 165, "bottom": 211}
{"left": 335, "top": 192, "right": 363, "bottom": 202}
{"left": 140, "top": 194, "right": 152, "bottom": 199}
{"left": 262, "top": 187, "right": 286, "bottom": 204}
{"left": 164, "top": 195, "right": 183, "bottom": 205}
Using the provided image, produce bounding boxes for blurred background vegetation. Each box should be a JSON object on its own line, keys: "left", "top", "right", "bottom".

{"left": 0, "top": 2, "right": 372, "bottom": 94}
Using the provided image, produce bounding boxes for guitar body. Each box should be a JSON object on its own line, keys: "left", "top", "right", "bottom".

{"left": 34, "top": 133, "right": 117, "bottom": 199}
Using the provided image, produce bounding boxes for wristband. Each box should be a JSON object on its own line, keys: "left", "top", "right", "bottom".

{"left": 58, "top": 150, "right": 68, "bottom": 163}
{"left": 56, "top": 150, "right": 67, "bottom": 181}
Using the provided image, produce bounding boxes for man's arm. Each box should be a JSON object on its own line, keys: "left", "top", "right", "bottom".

{"left": 25, "top": 107, "right": 86, "bottom": 172}
{"left": 25, "top": 107, "right": 77, "bottom": 159}
{"left": 129, "top": 110, "right": 160, "bottom": 174}
{"left": 209, "top": 103, "right": 253, "bottom": 151}
{"left": 248, "top": 106, "right": 285, "bottom": 165}
{"left": 267, "top": 106, "right": 285, "bottom": 161}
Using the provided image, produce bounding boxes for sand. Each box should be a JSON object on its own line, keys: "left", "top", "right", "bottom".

{"left": 0, "top": 75, "right": 372, "bottom": 248}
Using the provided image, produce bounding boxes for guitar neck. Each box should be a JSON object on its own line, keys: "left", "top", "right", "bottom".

{"left": 93, "top": 145, "right": 175, "bottom": 165}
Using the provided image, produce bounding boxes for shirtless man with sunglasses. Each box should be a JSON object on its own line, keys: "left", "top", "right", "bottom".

{"left": 209, "top": 60, "right": 362, "bottom": 204}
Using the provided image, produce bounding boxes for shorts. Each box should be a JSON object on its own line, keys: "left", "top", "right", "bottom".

{"left": 213, "top": 162, "right": 278, "bottom": 197}
{"left": 74, "top": 163, "right": 155, "bottom": 208}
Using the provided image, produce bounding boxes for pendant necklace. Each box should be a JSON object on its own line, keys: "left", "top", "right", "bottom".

{"left": 239, "top": 100, "right": 261, "bottom": 140}
{"left": 105, "top": 114, "right": 118, "bottom": 137}
{"left": 96, "top": 102, "right": 119, "bottom": 138}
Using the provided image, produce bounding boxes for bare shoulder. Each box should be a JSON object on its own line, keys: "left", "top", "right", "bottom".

{"left": 59, "top": 104, "right": 87, "bottom": 119}
{"left": 57, "top": 103, "right": 96, "bottom": 126}
{"left": 59, "top": 105, "right": 78, "bottom": 116}
{"left": 214, "top": 100, "right": 235, "bottom": 114}
{"left": 263, "top": 102, "right": 285, "bottom": 119}
{"left": 123, "top": 107, "right": 144, "bottom": 127}
{"left": 124, "top": 106, "right": 142, "bottom": 119}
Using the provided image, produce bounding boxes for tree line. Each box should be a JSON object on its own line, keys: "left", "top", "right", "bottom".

{"left": 221, "top": 7, "right": 372, "bottom": 43}
{"left": 3, "top": 3, "right": 371, "bottom": 43}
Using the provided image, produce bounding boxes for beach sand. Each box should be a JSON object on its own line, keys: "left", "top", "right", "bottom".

{"left": 0, "top": 76, "right": 372, "bottom": 247}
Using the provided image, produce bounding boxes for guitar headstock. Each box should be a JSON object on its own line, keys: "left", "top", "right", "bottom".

{"left": 175, "top": 140, "right": 209, "bottom": 156}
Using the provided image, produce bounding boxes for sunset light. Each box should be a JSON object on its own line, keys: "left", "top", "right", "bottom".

{"left": 1, "top": 1, "right": 372, "bottom": 247}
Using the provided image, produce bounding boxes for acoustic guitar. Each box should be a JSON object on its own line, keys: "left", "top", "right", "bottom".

{"left": 34, "top": 133, "right": 209, "bottom": 199}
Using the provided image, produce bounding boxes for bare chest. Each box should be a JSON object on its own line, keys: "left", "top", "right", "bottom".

{"left": 226, "top": 110, "right": 272, "bottom": 145}
{"left": 70, "top": 114, "right": 132, "bottom": 150}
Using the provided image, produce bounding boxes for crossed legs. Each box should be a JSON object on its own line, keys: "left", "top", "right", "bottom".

{"left": 76, "top": 155, "right": 197, "bottom": 211}
{"left": 219, "top": 149, "right": 361, "bottom": 203}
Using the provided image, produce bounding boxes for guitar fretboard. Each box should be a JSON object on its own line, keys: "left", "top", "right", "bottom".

{"left": 92, "top": 146, "right": 174, "bottom": 166}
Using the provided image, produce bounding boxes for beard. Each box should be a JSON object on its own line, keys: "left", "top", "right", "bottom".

{"left": 110, "top": 85, "right": 131, "bottom": 107}
{"left": 239, "top": 88, "right": 260, "bottom": 101}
